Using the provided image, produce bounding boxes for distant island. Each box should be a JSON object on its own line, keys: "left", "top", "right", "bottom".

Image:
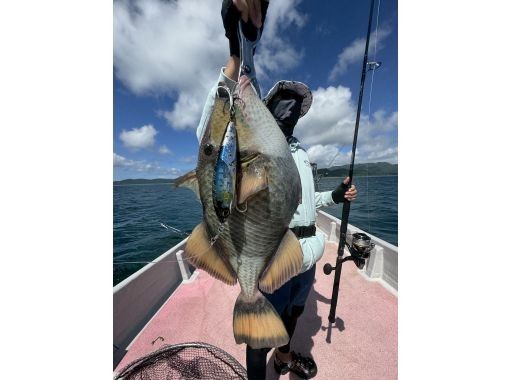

{"left": 316, "top": 162, "right": 397, "bottom": 177}
{"left": 113, "top": 178, "right": 175, "bottom": 185}
{"left": 114, "top": 162, "right": 397, "bottom": 185}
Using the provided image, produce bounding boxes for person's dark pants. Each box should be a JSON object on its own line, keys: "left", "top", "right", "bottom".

{"left": 246, "top": 264, "right": 316, "bottom": 379}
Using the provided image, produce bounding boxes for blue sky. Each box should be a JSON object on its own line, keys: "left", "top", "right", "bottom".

{"left": 113, "top": 0, "right": 398, "bottom": 180}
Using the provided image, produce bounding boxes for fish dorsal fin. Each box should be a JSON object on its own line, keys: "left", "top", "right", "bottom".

{"left": 258, "top": 230, "right": 303, "bottom": 293}
{"left": 185, "top": 223, "right": 237, "bottom": 286}
{"left": 174, "top": 170, "right": 200, "bottom": 199}
{"left": 238, "top": 156, "right": 268, "bottom": 204}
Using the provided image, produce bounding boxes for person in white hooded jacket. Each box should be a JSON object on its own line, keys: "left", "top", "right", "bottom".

{"left": 195, "top": 1, "right": 357, "bottom": 379}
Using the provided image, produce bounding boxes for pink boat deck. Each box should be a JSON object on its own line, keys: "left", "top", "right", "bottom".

{"left": 115, "top": 242, "right": 397, "bottom": 379}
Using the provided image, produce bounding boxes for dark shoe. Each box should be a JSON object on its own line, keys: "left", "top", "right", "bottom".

{"left": 274, "top": 351, "right": 318, "bottom": 379}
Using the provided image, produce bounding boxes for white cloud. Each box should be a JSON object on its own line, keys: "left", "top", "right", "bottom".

{"left": 113, "top": 152, "right": 181, "bottom": 177}
{"left": 255, "top": 0, "right": 307, "bottom": 81}
{"left": 296, "top": 85, "right": 356, "bottom": 146}
{"left": 328, "top": 25, "right": 391, "bottom": 81}
{"left": 114, "top": 0, "right": 307, "bottom": 130}
{"left": 114, "top": 0, "right": 226, "bottom": 131}
{"left": 371, "top": 109, "right": 398, "bottom": 132}
{"left": 113, "top": 152, "right": 130, "bottom": 167}
{"left": 366, "top": 147, "right": 398, "bottom": 161}
{"left": 159, "top": 145, "right": 172, "bottom": 155}
{"left": 114, "top": 0, "right": 225, "bottom": 95}
{"left": 179, "top": 155, "right": 197, "bottom": 164}
{"left": 306, "top": 144, "right": 349, "bottom": 168}
{"left": 295, "top": 85, "right": 397, "bottom": 166}
{"left": 159, "top": 93, "right": 206, "bottom": 130}
{"left": 119, "top": 124, "right": 158, "bottom": 150}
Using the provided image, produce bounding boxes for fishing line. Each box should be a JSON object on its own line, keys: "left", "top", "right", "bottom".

{"left": 113, "top": 241, "right": 217, "bottom": 266}
{"left": 364, "top": 0, "right": 382, "bottom": 235}
{"left": 160, "top": 222, "right": 190, "bottom": 237}
{"left": 114, "top": 223, "right": 208, "bottom": 265}
{"left": 314, "top": 144, "right": 346, "bottom": 189}
{"left": 367, "top": 0, "right": 382, "bottom": 118}
{"left": 117, "top": 206, "right": 234, "bottom": 267}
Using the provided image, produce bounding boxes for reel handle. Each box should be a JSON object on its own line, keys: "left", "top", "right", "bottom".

{"left": 323, "top": 263, "right": 335, "bottom": 275}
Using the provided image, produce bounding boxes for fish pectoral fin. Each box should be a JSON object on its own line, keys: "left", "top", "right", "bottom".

{"left": 174, "top": 170, "right": 200, "bottom": 199}
{"left": 184, "top": 223, "right": 237, "bottom": 286}
{"left": 238, "top": 156, "right": 268, "bottom": 204}
{"left": 258, "top": 229, "right": 303, "bottom": 294}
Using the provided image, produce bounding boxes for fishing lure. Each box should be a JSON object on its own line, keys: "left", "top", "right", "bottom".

{"left": 212, "top": 120, "right": 238, "bottom": 223}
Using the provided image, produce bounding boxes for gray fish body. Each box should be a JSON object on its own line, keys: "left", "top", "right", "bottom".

{"left": 203, "top": 158, "right": 299, "bottom": 296}
{"left": 177, "top": 79, "right": 303, "bottom": 348}
{"left": 197, "top": 83, "right": 300, "bottom": 297}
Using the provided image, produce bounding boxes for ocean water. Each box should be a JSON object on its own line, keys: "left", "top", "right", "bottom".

{"left": 319, "top": 176, "right": 398, "bottom": 246}
{"left": 113, "top": 175, "right": 397, "bottom": 285}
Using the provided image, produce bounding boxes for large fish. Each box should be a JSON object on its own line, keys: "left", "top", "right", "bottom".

{"left": 175, "top": 75, "right": 303, "bottom": 349}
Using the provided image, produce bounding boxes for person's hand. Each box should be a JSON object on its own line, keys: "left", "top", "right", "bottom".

{"left": 222, "top": 0, "right": 268, "bottom": 57}
{"left": 342, "top": 177, "right": 357, "bottom": 202}
{"left": 331, "top": 176, "right": 357, "bottom": 203}
{"left": 233, "top": 0, "right": 263, "bottom": 28}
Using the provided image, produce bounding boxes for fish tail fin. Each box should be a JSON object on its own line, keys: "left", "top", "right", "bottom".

{"left": 233, "top": 290, "right": 289, "bottom": 349}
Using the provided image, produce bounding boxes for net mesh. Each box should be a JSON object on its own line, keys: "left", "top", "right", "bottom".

{"left": 114, "top": 342, "right": 247, "bottom": 380}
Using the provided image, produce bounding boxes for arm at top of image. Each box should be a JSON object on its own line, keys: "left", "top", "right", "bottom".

{"left": 196, "top": 0, "right": 269, "bottom": 142}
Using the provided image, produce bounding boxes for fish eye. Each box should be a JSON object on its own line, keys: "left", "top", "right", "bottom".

{"left": 204, "top": 143, "right": 214, "bottom": 156}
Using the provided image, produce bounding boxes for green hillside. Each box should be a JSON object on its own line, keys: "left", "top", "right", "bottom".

{"left": 317, "top": 162, "right": 397, "bottom": 177}
{"left": 113, "top": 178, "right": 175, "bottom": 185}
{"left": 114, "top": 162, "right": 397, "bottom": 185}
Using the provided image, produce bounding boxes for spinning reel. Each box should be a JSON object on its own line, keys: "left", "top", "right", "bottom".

{"left": 324, "top": 232, "right": 375, "bottom": 274}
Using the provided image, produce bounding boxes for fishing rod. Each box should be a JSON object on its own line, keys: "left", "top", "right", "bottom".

{"left": 323, "top": 0, "right": 378, "bottom": 324}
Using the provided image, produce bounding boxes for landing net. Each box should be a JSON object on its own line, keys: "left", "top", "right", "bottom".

{"left": 114, "top": 342, "right": 247, "bottom": 380}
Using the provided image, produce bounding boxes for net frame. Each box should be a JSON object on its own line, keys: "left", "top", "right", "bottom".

{"left": 114, "top": 342, "right": 247, "bottom": 380}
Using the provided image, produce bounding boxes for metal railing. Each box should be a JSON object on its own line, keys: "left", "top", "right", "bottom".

{"left": 316, "top": 210, "right": 398, "bottom": 294}
{"left": 113, "top": 238, "right": 195, "bottom": 367}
